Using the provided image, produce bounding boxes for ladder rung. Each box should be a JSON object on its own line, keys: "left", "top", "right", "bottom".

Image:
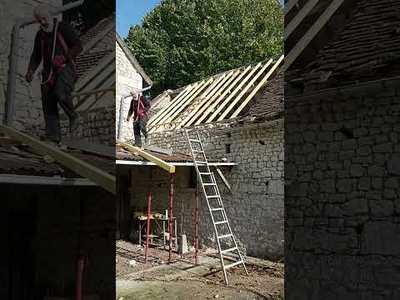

{"left": 221, "top": 247, "right": 237, "bottom": 254}
{"left": 207, "top": 195, "right": 219, "bottom": 198}
{"left": 199, "top": 172, "right": 212, "bottom": 176}
{"left": 224, "top": 260, "right": 243, "bottom": 270}
{"left": 218, "top": 233, "right": 233, "bottom": 239}
{"left": 211, "top": 207, "right": 224, "bottom": 212}
{"left": 189, "top": 139, "right": 201, "bottom": 143}
{"left": 203, "top": 183, "right": 216, "bottom": 186}
{"left": 215, "top": 220, "right": 228, "bottom": 225}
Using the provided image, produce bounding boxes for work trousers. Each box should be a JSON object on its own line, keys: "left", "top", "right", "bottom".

{"left": 133, "top": 117, "right": 148, "bottom": 147}
{"left": 41, "top": 64, "right": 77, "bottom": 142}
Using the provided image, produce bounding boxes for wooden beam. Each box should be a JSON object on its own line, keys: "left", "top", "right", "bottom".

{"left": 119, "top": 142, "right": 176, "bottom": 174}
{"left": 148, "top": 85, "right": 194, "bottom": 127}
{"left": 284, "top": 0, "right": 300, "bottom": 15}
{"left": 194, "top": 69, "right": 243, "bottom": 125}
{"left": 153, "top": 82, "right": 203, "bottom": 127}
{"left": 150, "top": 79, "right": 212, "bottom": 132}
{"left": 75, "top": 52, "right": 114, "bottom": 92}
{"left": 217, "top": 60, "right": 273, "bottom": 121}
{"left": 201, "top": 66, "right": 252, "bottom": 124}
{"left": 176, "top": 74, "right": 230, "bottom": 129}
{"left": 283, "top": 0, "right": 345, "bottom": 72}
{"left": 0, "top": 125, "right": 116, "bottom": 194}
{"left": 230, "top": 55, "right": 284, "bottom": 119}
{"left": 182, "top": 71, "right": 236, "bottom": 128}
{"left": 285, "top": 0, "right": 320, "bottom": 39}
{"left": 206, "top": 62, "right": 264, "bottom": 123}
{"left": 214, "top": 167, "right": 232, "bottom": 192}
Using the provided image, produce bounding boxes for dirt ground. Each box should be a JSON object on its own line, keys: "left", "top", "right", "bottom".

{"left": 116, "top": 240, "right": 284, "bottom": 299}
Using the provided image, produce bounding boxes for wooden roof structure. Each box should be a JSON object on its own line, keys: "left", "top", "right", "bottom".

{"left": 148, "top": 55, "right": 283, "bottom": 133}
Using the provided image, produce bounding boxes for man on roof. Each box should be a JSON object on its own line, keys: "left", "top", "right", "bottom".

{"left": 25, "top": 4, "right": 83, "bottom": 144}
{"left": 126, "top": 92, "right": 151, "bottom": 148}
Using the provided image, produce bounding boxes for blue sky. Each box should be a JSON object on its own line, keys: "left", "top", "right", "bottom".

{"left": 117, "top": 0, "right": 161, "bottom": 37}
{"left": 117, "top": 0, "right": 284, "bottom": 37}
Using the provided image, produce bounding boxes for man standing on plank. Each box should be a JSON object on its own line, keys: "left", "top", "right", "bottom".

{"left": 127, "top": 93, "right": 151, "bottom": 148}
{"left": 25, "top": 4, "right": 82, "bottom": 143}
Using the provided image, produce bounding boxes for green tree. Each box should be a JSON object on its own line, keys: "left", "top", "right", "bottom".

{"left": 126, "top": 0, "right": 283, "bottom": 95}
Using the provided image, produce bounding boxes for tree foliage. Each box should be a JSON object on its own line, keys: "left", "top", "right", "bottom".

{"left": 125, "top": 0, "right": 283, "bottom": 95}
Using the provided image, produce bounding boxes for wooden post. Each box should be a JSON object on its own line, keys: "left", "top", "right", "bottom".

{"left": 168, "top": 173, "right": 175, "bottom": 263}
{"left": 145, "top": 192, "right": 152, "bottom": 264}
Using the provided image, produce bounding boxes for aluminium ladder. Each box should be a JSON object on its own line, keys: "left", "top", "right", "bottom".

{"left": 185, "top": 129, "right": 248, "bottom": 285}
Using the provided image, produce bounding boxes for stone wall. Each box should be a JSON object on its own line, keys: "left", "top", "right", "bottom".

{"left": 116, "top": 40, "right": 143, "bottom": 142}
{"left": 0, "top": 0, "right": 62, "bottom": 132}
{"left": 141, "top": 119, "right": 284, "bottom": 259}
{"left": 285, "top": 84, "right": 400, "bottom": 299}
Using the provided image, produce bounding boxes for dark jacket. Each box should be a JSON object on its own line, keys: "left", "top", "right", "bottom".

{"left": 28, "top": 20, "right": 82, "bottom": 79}
{"left": 128, "top": 95, "right": 151, "bottom": 121}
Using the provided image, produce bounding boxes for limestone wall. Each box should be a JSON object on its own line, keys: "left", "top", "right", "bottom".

{"left": 285, "top": 84, "right": 400, "bottom": 299}
{"left": 140, "top": 119, "right": 285, "bottom": 259}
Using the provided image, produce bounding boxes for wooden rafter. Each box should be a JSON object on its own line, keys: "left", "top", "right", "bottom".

{"left": 176, "top": 74, "right": 229, "bottom": 129}
{"left": 152, "top": 79, "right": 210, "bottom": 130}
{"left": 194, "top": 69, "right": 243, "bottom": 125}
{"left": 119, "top": 142, "right": 176, "bottom": 174}
{"left": 284, "top": 0, "right": 300, "bottom": 15}
{"left": 217, "top": 60, "right": 273, "bottom": 121}
{"left": 0, "top": 125, "right": 116, "bottom": 194}
{"left": 283, "top": 0, "right": 345, "bottom": 72}
{"left": 205, "top": 62, "right": 264, "bottom": 123}
{"left": 182, "top": 71, "right": 236, "bottom": 127}
{"left": 148, "top": 85, "right": 194, "bottom": 127}
{"left": 150, "top": 77, "right": 214, "bottom": 133}
{"left": 230, "top": 55, "right": 284, "bottom": 119}
{"left": 285, "top": 0, "right": 319, "bottom": 39}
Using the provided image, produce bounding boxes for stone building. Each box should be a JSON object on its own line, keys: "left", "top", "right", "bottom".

{"left": 0, "top": 4, "right": 116, "bottom": 298}
{"left": 0, "top": 0, "right": 62, "bottom": 132}
{"left": 116, "top": 32, "right": 152, "bottom": 142}
{"left": 118, "top": 57, "right": 285, "bottom": 259}
{"left": 285, "top": 0, "right": 400, "bottom": 298}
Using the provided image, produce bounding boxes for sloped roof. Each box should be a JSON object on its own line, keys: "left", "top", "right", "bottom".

{"left": 301, "top": 0, "right": 400, "bottom": 89}
{"left": 75, "top": 14, "right": 115, "bottom": 80}
{"left": 116, "top": 33, "right": 153, "bottom": 85}
{"left": 147, "top": 56, "right": 283, "bottom": 133}
{"left": 284, "top": 0, "right": 358, "bottom": 73}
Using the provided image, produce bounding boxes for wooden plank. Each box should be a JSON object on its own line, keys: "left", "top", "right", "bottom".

{"left": 215, "top": 167, "right": 232, "bottom": 192}
{"left": 182, "top": 71, "right": 236, "bottom": 127}
{"left": 217, "top": 60, "right": 273, "bottom": 121}
{"left": 0, "top": 125, "right": 116, "bottom": 194}
{"left": 230, "top": 55, "right": 284, "bottom": 119}
{"left": 284, "top": 0, "right": 300, "bottom": 15}
{"left": 149, "top": 78, "right": 214, "bottom": 134}
{"left": 152, "top": 79, "right": 210, "bottom": 129}
{"left": 205, "top": 62, "right": 263, "bottom": 123}
{"left": 194, "top": 69, "right": 243, "bottom": 125}
{"left": 119, "top": 142, "right": 176, "bottom": 174}
{"left": 148, "top": 85, "right": 194, "bottom": 127}
{"left": 285, "top": 0, "right": 319, "bottom": 39}
{"left": 175, "top": 74, "right": 230, "bottom": 129}
{"left": 283, "top": 0, "right": 345, "bottom": 72}
{"left": 75, "top": 52, "right": 114, "bottom": 92}
{"left": 153, "top": 82, "right": 203, "bottom": 127}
